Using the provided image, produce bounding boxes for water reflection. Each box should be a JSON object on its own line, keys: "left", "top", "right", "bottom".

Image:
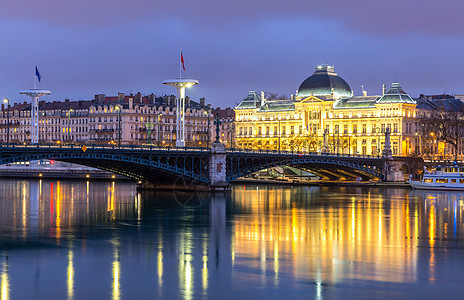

{"left": 0, "top": 180, "right": 463, "bottom": 299}
{"left": 0, "top": 254, "right": 9, "bottom": 300}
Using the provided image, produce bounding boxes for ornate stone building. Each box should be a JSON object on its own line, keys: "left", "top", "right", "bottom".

{"left": 234, "top": 65, "right": 442, "bottom": 157}
{"left": 0, "top": 93, "right": 212, "bottom": 147}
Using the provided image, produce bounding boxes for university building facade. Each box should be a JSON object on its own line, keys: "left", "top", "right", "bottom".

{"left": 234, "top": 65, "right": 464, "bottom": 159}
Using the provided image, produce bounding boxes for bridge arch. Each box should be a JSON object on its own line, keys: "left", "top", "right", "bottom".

{"left": 0, "top": 146, "right": 210, "bottom": 184}
{"left": 226, "top": 153, "right": 384, "bottom": 181}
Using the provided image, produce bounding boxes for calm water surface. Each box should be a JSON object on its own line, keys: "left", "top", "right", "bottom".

{"left": 0, "top": 179, "right": 464, "bottom": 299}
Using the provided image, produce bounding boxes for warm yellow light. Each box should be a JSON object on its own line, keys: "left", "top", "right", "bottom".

{"left": 430, "top": 132, "right": 434, "bottom": 136}
{"left": 39, "top": 173, "right": 42, "bottom": 177}
{"left": 86, "top": 174, "right": 90, "bottom": 178}
{"left": 112, "top": 175, "right": 116, "bottom": 179}
{"left": 2, "top": 98, "right": 7, "bottom": 104}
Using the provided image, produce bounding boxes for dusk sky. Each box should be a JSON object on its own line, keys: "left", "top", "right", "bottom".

{"left": 1, "top": 0, "right": 463, "bottom": 108}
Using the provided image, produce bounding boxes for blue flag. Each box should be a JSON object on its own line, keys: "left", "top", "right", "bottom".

{"left": 35, "top": 66, "right": 41, "bottom": 83}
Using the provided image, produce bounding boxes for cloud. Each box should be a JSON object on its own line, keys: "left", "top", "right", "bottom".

{"left": 1, "top": 0, "right": 463, "bottom": 37}
{"left": 0, "top": 5, "right": 464, "bottom": 108}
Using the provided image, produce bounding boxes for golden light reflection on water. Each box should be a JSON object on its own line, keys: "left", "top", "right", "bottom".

{"left": 67, "top": 247, "right": 74, "bottom": 300}
{"left": 230, "top": 187, "right": 464, "bottom": 286}
{"left": 112, "top": 238, "right": 121, "bottom": 300}
{"left": 0, "top": 257, "right": 9, "bottom": 300}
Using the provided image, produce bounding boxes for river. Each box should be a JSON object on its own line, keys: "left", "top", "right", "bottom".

{"left": 0, "top": 179, "right": 463, "bottom": 299}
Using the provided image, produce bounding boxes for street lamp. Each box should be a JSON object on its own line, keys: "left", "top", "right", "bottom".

{"left": 278, "top": 115, "right": 281, "bottom": 153}
{"left": 205, "top": 110, "right": 210, "bottom": 148}
{"left": 415, "top": 132, "right": 422, "bottom": 156}
{"left": 67, "top": 109, "right": 74, "bottom": 143}
{"left": 430, "top": 132, "right": 435, "bottom": 157}
{"left": 157, "top": 113, "right": 162, "bottom": 147}
{"left": 3, "top": 98, "right": 9, "bottom": 145}
{"left": 348, "top": 134, "right": 351, "bottom": 155}
{"left": 115, "top": 105, "right": 121, "bottom": 148}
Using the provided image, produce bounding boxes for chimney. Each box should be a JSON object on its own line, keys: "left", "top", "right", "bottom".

{"left": 362, "top": 90, "right": 367, "bottom": 97}
{"left": 261, "top": 91, "right": 265, "bottom": 107}
{"left": 200, "top": 97, "right": 205, "bottom": 107}
{"left": 382, "top": 84, "right": 386, "bottom": 95}
{"left": 98, "top": 94, "right": 105, "bottom": 103}
{"left": 128, "top": 97, "right": 133, "bottom": 109}
{"left": 185, "top": 96, "right": 190, "bottom": 107}
{"left": 149, "top": 93, "right": 155, "bottom": 103}
{"left": 136, "top": 92, "right": 142, "bottom": 103}
{"left": 118, "top": 92, "right": 125, "bottom": 102}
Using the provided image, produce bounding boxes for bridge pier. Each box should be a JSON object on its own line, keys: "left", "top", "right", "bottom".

{"left": 209, "top": 142, "right": 230, "bottom": 190}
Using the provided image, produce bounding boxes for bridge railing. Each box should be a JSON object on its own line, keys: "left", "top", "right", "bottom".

{"left": 0, "top": 143, "right": 212, "bottom": 152}
{"left": 226, "top": 147, "right": 382, "bottom": 159}
{"left": 0, "top": 143, "right": 385, "bottom": 159}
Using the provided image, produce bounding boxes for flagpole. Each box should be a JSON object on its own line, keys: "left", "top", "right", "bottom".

{"left": 179, "top": 49, "right": 182, "bottom": 79}
{"left": 34, "top": 65, "right": 37, "bottom": 89}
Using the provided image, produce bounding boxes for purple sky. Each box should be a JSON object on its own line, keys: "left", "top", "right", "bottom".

{"left": 1, "top": 0, "right": 463, "bottom": 108}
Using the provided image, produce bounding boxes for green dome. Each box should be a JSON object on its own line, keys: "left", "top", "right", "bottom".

{"left": 298, "top": 65, "right": 352, "bottom": 98}
{"left": 377, "top": 83, "right": 415, "bottom": 104}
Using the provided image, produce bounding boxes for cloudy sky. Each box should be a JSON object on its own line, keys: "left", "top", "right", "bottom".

{"left": 0, "top": 0, "right": 463, "bottom": 107}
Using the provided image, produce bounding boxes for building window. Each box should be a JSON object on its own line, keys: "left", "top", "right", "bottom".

{"left": 394, "top": 123, "right": 398, "bottom": 133}
{"left": 344, "top": 124, "right": 348, "bottom": 134}
{"left": 353, "top": 124, "right": 357, "bottom": 134}
{"left": 291, "top": 126, "right": 294, "bottom": 135}
{"left": 362, "top": 124, "right": 367, "bottom": 134}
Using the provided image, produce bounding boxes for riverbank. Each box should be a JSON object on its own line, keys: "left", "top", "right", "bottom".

{"left": 232, "top": 177, "right": 412, "bottom": 188}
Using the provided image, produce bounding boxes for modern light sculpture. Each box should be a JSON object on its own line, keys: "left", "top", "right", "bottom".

{"left": 20, "top": 67, "right": 50, "bottom": 144}
{"left": 163, "top": 78, "right": 198, "bottom": 147}
{"left": 19, "top": 89, "right": 50, "bottom": 144}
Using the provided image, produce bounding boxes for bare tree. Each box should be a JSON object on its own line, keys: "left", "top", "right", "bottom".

{"left": 424, "top": 104, "right": 464, "bottom": 161}
{"left": 264, "top": 91, "right": 288, "bottom": 100}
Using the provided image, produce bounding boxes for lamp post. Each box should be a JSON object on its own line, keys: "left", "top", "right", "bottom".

{"left": 430, "top": 132, "right": 435, "bottom": 158}
{"left": 348, "top": 134, "right": 351, "bottom": 155}
{"left": 67, "top": 109, "right": 74, "bottom": 143}
{"left": 415, "top": 132, "right": 422, "bottom": 156}
{"left": 115, "top": 106, "right": 121, "bottom": 148}
{"left": 157, "top": 113, "right": 162, "bottom": 147}
{"left": 205, "top": 110, "right": 210, "bottom": 148}
{"left": 278, "top": 116, "right": 282, "bottom": 153}
{"left": 3, "top": 98, "right": 9, "bottom": 145}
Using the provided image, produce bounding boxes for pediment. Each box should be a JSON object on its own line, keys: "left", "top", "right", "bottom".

{"left": 297, "top": 96, "right": 324, "bottom": 104}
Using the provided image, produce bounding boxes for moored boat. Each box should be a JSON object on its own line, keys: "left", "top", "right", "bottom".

{"left": 409, "top": 166, "right": 464, "bottom": 190}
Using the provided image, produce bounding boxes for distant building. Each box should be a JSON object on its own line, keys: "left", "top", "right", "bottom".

{"left": 0, "top": 93, "right": 212, "bottom": 147}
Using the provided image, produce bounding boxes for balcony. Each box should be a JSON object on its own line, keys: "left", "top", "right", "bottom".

{"left": 90, "top": 128, "right": 115, "bottom": 133}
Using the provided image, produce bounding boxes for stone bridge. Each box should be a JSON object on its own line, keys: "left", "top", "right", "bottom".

{"left": 0, "top": 143, "right": 420, "bottom": 189}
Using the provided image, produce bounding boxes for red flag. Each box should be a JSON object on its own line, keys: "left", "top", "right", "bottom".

{"left": 181, "top": 51, "right": 186, "bottom": 71}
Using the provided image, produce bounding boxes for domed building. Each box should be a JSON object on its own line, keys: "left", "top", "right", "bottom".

{"left": 297, "top": 65, "right": 352, "bottom": 99}
{"left": 234, "top": 64, "right": 434, "bottom": 160}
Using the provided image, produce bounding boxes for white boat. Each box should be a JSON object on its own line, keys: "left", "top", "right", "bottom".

{"left": 409, "top": 166, "right": 464, "bottom": 190}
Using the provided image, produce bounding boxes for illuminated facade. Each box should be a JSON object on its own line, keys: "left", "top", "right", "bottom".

{"left": 0, "top": 93, "right": 212, "bottom": 146}
{"left": 234, "top": 65, "right": 440, "bottom": 157}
